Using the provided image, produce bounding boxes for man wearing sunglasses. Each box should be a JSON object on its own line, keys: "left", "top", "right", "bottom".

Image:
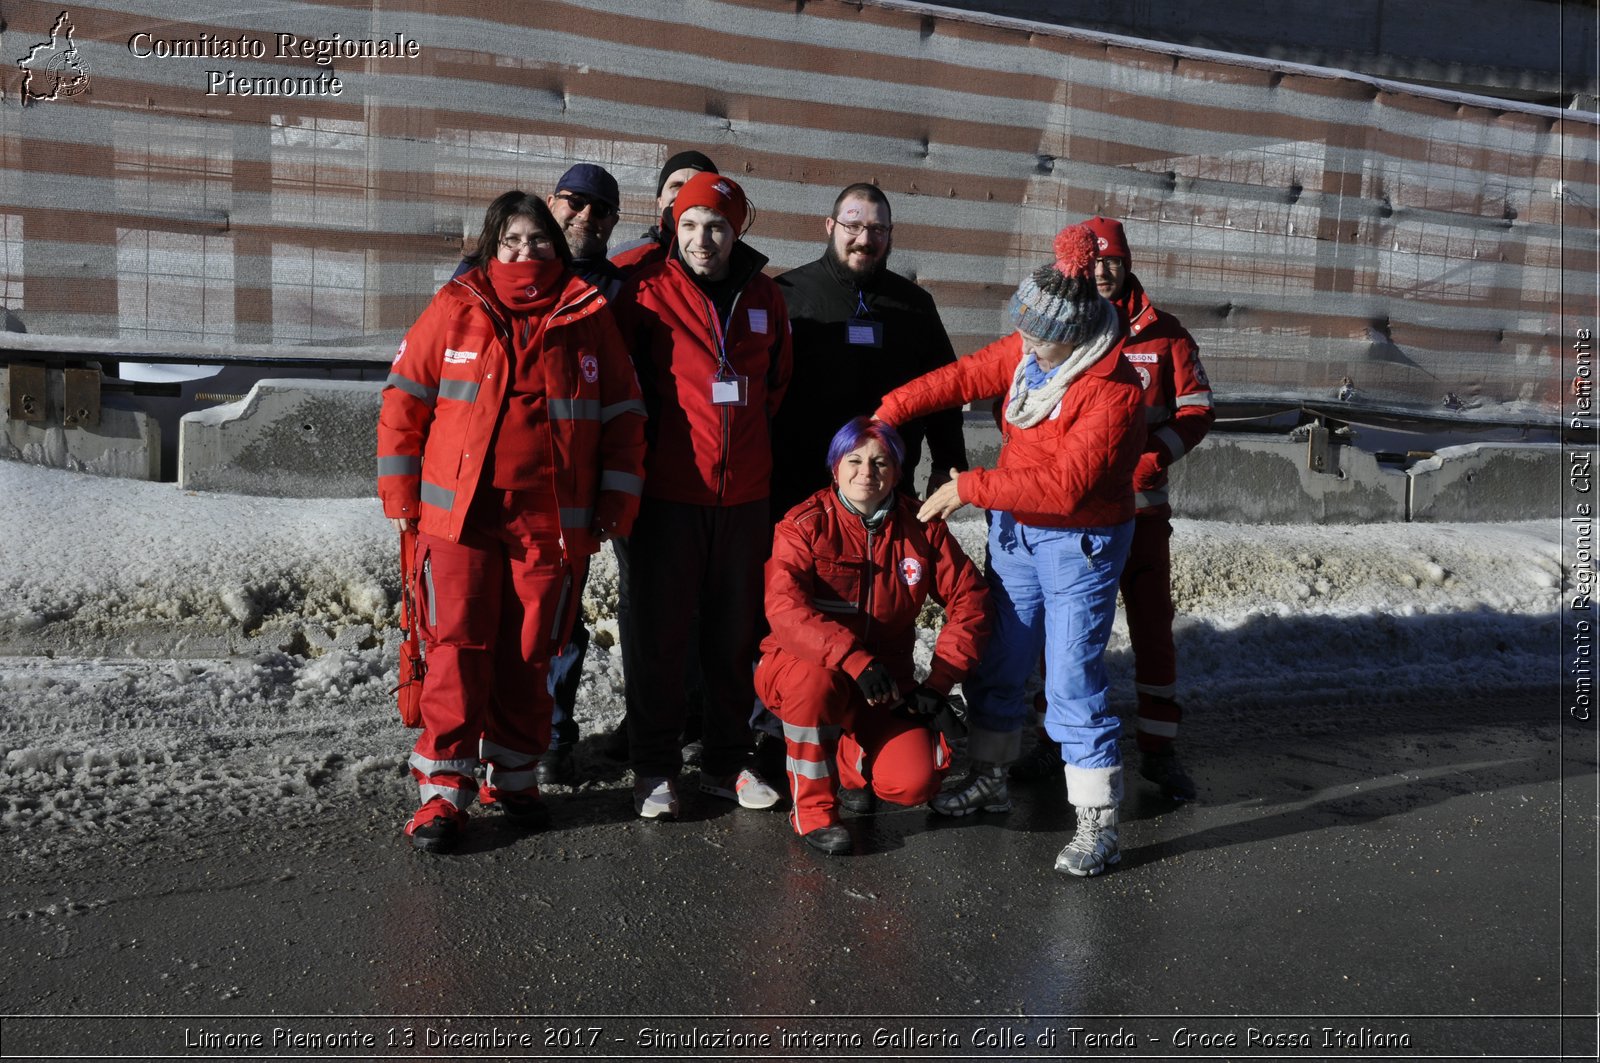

{"left": 771, "top": 183, "right": 968, "bottom": 520}
{"left": 546, "top": 163, "right": 624, "bottom": 302}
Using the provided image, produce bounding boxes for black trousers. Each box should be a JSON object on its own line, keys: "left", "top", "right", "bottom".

{"left": 621, "top": 497, "right": 769, "bottom": 778}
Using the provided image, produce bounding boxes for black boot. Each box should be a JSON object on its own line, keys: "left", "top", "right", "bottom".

{"left": 1139, "top": 748, "right": 1196, "bottom": 801}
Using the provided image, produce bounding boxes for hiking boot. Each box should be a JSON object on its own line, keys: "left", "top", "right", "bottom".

{"left": 837, "top": 787, "right": 876, "bottom": 815}
{"left": 493, "top": 790, "right": 550, "bottom": 831}
{"left": 803, "top": 824, "right": 851, "bottom": 855}
{"left": 1009, "top": 739, "right": 1062, "bottom": 783}
{"left": 535, "top": 745, "right": 578, "bottom": 787}
{"left": 633, "top": 775, "right": 679, "bottom": 820}
{"left": 1139, "top": 749, "right": 1196, "bottom": 801}
{"left": 405, "top": 797, "right": 464, "bottom": 854}
{"left": 930, "top": 763, "right": 1011, "bottom": 816}
{"left": 1054, "top": 803, "right": 1120, "bottom": 877}
{"left": 700, "top": 768, "right": 781, "bottom": 810}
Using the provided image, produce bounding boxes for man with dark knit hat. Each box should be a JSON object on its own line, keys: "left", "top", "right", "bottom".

{"left": 612, "top": 171, "right": 792, "bottom": 820}
{"left": 771, "top": 182, "right": 968, "bottom": 520}
{"left": 610, "top": 150, "right": 718, "bottom": 280}
{"left": 876, "top": 224, "right": 1144, "bottom": 877}
{"left": 1010, "top": 217, "right": 1214, "bottom": 801}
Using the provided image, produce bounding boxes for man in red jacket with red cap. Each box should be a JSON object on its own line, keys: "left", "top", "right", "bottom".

{"left": 613, "top": 172, "right": 793, "bottom": 820}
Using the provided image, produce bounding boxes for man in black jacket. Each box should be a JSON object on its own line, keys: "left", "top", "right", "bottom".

{"left": 772, "top": 184, "right": 968, "bottom": 520}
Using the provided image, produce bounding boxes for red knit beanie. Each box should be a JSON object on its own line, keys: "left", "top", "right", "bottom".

{"left": 673, "top": 172, "right": 748, "bottom": 235}
{"left": 1083, "top": 216, "right": 1132, "bottom": 270}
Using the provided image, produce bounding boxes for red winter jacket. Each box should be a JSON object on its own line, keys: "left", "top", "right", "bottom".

{"left": 376, "top": 267, "right": 647, "bottom": 556}
{"left": 615, "top": 246, "right": 792, "bottom": 507}
{"left": 609, "top": 235, "right": 667, "bottom": 282}
{"left": 762, "top": 490, "right": 990, "bottom": 695}
{"left": 1113, "top": 273, "right": 1215, "bottom": 514}
{"left": 876, "top": 331, "right": 1145, "bottom": 529}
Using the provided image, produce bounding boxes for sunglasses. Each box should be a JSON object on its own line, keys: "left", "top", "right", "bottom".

{"left": 554, "top": 192, "right": 618, "bottom": 219}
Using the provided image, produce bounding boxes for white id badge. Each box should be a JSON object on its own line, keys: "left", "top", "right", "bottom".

{"left": 711, "top": 374, "right": 749, "bottom": 406}
{"left": 846, "top": 318, "right": 882, "bottom": 347}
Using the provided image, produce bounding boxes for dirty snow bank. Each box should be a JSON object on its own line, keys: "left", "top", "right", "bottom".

{"left": 0, "top": 463, "right": 1564, "bottom": 855}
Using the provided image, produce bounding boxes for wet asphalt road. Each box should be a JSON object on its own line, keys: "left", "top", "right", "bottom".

{"left": 2, "top": 685, "right": 1595, "bottom": 1061}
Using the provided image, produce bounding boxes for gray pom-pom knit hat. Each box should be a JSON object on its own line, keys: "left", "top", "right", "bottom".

{"left": 1008, "top": 224, "right": 1104, "bottom": 343}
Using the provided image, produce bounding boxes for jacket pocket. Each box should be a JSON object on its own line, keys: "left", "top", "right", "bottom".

{"left": 810, "top": 560, "right": 863, "bottom": 614}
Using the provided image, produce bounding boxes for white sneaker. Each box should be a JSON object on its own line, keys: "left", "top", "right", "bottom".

{"left": 700, "top": 768, "right": 781, "bottom": 810}
{"left": 633, "top": 775, "right": 679, "bottom": 820}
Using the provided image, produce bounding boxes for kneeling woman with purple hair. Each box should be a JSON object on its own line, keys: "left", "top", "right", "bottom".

{"left": 755, "top": 417, "right": 990, "bottom": 855}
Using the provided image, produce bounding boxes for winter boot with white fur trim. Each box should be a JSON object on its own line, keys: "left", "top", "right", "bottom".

{"left": 1055, "top": 764, "right": 1123, "bottom": 876}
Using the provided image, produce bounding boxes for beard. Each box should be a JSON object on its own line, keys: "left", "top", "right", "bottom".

{"left": 563, "top": 226, "right": 608, "bottom": 261}
{"left": 828, "top": 240, "right": 889, "bottom": 281}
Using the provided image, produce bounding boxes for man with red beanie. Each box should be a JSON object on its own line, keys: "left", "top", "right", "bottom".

{"left": 1013, "top": 216, "right": 1214, "bottom": 800}
{"left": 613, "top": 171, "right": 793, "bottom": 819}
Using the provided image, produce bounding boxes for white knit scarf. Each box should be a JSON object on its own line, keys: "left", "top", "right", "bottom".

{"left": 1002, "top": 304, "right": 1121, "bottom": 429}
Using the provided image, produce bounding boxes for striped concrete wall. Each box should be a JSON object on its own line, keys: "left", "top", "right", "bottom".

{"left": 0, "top": 0, "right": 1593, "bottom": 426}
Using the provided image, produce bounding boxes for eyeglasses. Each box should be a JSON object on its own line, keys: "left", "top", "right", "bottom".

{"left": 500, "top": 233, "right": 555, "bottom": 251}
{"left": 833, "top": 220, "right": 892, "bottom": 239}
{"left": 553, "top": 192, "right": 618, "bottom": 219}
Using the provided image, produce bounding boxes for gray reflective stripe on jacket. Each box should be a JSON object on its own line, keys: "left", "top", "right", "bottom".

{"left": 377, "top": 455, "right": 421, "bottom": 477}
{"left": 420, "top": 481, "right": 455, "bottom": 511}
{"left": 437, "top": 378, "right": 479, "bottom": 403}
{"left": 386, "top": 371, "right": 438, "bottom": 405}
{"left": 1154, "top": 425, "right": 1188, "bottom": 459}
{"left": 600, "top": 470, "right": 644, "bottom": 496}
{"left": 560, "top": 507, "right": 593, "bottom": 530}
{"left": 810, "top": 597, "right": 857, "bottom": 614}
{"left": 601, "top": 398, "right": 647, "bottom": 422}
{"left": 1177, "top": 392, "right": 1214, "bottom": 408}
{"left": 549, "top": 398, "right": 601, "bottom": 421}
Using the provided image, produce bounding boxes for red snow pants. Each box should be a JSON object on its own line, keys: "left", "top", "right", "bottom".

{"left": 409, "top": 493, "right": 583, "bottom": 812}
{"left": 756, "top": 649, "right": 950, "bottom": 835}
{"left": 1120, "top": 512, "right": 1180, "bottom": 752}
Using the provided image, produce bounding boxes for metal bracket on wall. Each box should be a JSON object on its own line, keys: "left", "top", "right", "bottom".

{"left": 63, "top": 367, "right": 101, "bottom": 428}
{"left": 1307, "top": 423, "right": 1332, "bottom": 473}
{"left": 7, "top": 363, "right": 46, "bottom": 423}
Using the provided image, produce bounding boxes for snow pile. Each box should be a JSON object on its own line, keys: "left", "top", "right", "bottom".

{"left": 0, "top": 463, "right": 1563, "bottom": 855}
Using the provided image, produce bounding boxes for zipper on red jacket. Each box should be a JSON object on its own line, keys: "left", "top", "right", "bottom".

{"left": 861, "top": 523, "right": 876, "bottom": 641}
{"left": 694, "top": 284, "right": 744, "bottom": 505}
{"left": 454, "top": 278, "right": 595, "bottom": 559}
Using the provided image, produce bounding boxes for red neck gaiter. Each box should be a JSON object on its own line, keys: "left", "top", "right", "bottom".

{"left": 483, "top": 257, "right": 567, "bottom": 493}
{"left": 487, "top": 257, "right": 566, "bottom": 318}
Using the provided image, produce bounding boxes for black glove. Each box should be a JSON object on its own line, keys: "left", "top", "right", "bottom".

{"left": 854, "top": 659, "right": 898, "bottom": 705}
{"left": 906, "top": 685, "right": 946, "bottom": 718}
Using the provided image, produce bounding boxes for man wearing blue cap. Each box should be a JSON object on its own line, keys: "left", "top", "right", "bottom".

{"left": 547, "top": 162, "right": 624, "bottom": 301}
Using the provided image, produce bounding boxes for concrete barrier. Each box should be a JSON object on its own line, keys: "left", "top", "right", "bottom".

{"left": 18, "top": 379, "right": 1555, "bottom": 524}
{"left": 1407, "top": 442, "right": 1563, "bottom": 522}
{"left": 178, "top": 378, "right": 383, "bottom": 498}
{"left": 0, "top": 372, "right": 160, "bottom": 480}
{"left": 1168, "top": 433, "right": 1410, "bottom": 523}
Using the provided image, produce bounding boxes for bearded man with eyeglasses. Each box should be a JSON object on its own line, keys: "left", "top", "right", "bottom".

{"left": 771, "top": 183, "right": 968, "bottom": 520}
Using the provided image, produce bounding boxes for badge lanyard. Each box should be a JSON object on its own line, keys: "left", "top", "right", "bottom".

{"left": 846, "top": 288, "right": 882, "bottom": 348}
{"left": 705, "top": 293, "right": 749, "bottom": 407}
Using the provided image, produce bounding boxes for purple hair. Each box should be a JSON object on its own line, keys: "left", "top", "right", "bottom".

{"left": 826, "top": 416, "right": 906, "bottom": 477}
